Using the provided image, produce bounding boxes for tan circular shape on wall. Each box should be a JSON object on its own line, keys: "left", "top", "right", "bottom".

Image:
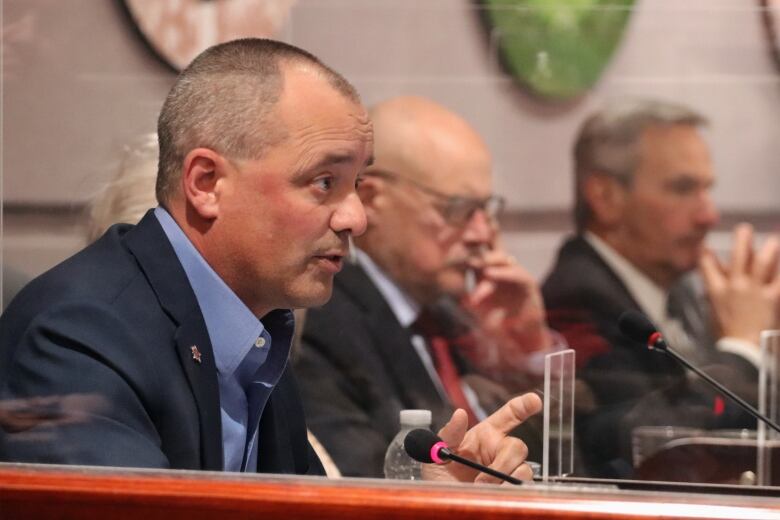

{"left": 762, "top": 0, "right": 780, "bottom": 73}
{"left": 122, "top": 0, "right": 297, "bottom": 71}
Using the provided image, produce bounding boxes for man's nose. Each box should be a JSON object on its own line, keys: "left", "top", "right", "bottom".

{"left": 695, "top": 192, "right": 720, "bottom": 228}
{"left": 332, "top": 192, "right": 368, "bottom": 237}
{"left": 462, "top": 208, "right": 495, "bottom": 245}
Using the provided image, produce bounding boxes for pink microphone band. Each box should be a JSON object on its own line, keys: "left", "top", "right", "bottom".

{"left": 648, "top": 331, "right": 662, "bottom": 349}
{"left": 430, "top": 441, "right": 449, "bottom": 464}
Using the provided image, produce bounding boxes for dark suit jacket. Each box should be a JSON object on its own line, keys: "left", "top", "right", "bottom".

{"left": 542, "top": 235, "right": 757, "bottom": 477}
{"left": 0, "top": 211, "right": 323, "bottom": 476}
{"left": 294, "top": 263, "right": 455, "bottom": 478}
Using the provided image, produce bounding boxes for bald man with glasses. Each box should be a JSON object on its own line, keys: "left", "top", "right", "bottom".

{"left": 293, "top": 96, "right": 558, "bottom": 478}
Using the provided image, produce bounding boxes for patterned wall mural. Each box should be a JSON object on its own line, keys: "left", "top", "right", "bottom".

{"left": 479, "top": 0, "right": 635, "bottom": 100}
{"left": 121, "top": 0, "right": 297, "bottom": 71}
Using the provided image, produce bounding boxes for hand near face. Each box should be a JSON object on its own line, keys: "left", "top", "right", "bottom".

{"left": 700, "top": 223, "right": 780, "bottom": 345}
{"left": 422, "top": 392, "right": 542, "bottom": 484}
{"left": 461, "top": 248, "right": 553, "bottom": 354}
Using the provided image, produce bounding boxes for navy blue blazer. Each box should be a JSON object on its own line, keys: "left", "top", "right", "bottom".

{"left": 0, "top": 211, "right": 323, "bottom": 475}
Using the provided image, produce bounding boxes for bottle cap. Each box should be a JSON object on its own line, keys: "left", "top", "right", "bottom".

{"left": 399, "top": 409, "right": 432, "bottom": 427}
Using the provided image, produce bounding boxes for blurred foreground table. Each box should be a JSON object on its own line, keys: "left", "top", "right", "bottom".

{"left": 1, "top": 463, "right": 779, "bottom": 520}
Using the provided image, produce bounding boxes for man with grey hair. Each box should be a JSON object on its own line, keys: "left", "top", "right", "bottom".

{"left": 542, "top": 98, "right": 780, "bottom": 477}
{"left": 0, "top": 39, "right": 542, "bottom": 482}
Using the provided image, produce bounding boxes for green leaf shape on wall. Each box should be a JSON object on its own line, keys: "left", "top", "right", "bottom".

{"left": 480, "top": 0, "right": 635, "bottom": 100}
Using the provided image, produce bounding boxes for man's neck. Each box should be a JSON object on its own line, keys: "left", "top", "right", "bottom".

{"left": 354, "top": 249, "right": 421, "bottom": 328}
{"left": 356, "top": 236, "right": 434, "bottom": 306}
{"left": 165, "top": 203, "right": 274, "bottom": 318}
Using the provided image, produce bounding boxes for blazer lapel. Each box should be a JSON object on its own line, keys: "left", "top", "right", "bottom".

{"left": 338, "top": 264, "right": 452, "bottom": 426}
{"left": 124, "top": 210, "right": 223, "bottom": 470}
{"left": 255, "top": 375, "right": 296, "bottom": 474}
{"left": 569, "top": 236, "right": 684, "bottom": 376}
{"left": 172, "top": 313, "right": 223, "bottom": 470}
{"left": 569, "top": 236, "right": 643, "bottom": 313}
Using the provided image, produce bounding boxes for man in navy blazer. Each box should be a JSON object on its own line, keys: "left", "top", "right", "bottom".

{"left": 0, "top": 39, "right": 541, "bottom": 481}
{"left": 0, "top": 211, "right": 320, "bottom": 473}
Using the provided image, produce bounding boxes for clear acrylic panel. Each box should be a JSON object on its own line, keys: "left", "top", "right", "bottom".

{"left": 542, "top": 348, "right": 575, "bottom": 481}
{"left": 757, "top": 330, "right": 780, "bottom": 486}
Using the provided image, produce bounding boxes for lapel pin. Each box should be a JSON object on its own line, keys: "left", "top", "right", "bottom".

{"left": 190, "top": 345, "right": 202, "bottom": 364}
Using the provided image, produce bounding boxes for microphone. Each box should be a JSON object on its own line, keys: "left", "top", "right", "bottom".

{"left": 618, "top": 310, "right": 780, "bottom": 434}
{"left": 403, "top": 428, "right": 524, "bottom": 485}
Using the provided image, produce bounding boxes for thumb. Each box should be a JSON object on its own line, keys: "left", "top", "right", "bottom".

{"left": 437, "top": 408, "right": 469, "bottom": 449}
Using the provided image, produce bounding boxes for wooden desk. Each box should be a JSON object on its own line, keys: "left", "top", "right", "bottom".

{"left": 1, "top": 464, "right": 779, "bottom": 520}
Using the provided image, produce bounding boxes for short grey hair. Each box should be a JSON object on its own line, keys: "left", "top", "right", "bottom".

{"left": 573, "top": 99, "right": 708, "bottom": 231}
{"left": 156, "top": 38, "right": 360, "bottom": 205}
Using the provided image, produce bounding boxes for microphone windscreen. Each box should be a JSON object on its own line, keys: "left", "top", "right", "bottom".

{"left": 404, "top": 428, "right": 441, "bottom": 463}
{"left": 618, "top": 310, "right": 658, "bottom": 343}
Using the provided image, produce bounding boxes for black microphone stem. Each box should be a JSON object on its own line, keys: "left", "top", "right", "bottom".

{"left": 445, "top": 452, "right": 524, "bottom": 485}
{"left": 663, "top": 346, "right": 780, "bottom": 434}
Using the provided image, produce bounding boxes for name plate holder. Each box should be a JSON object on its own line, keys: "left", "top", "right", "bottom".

{"left": 542, "top": 348, "right": 575, "bottom": 481}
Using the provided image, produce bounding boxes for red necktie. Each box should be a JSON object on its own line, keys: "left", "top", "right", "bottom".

{"left": 428, "top": 335, "right": 479, "bottom": 427}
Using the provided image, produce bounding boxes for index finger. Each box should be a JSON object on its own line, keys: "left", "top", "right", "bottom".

{"left": 482, "top": 392, "right": 543, "bottom": 435}
{"left": 730, "top": 223, "right": 754, "bottom": 276}
{"left": 754, "top": 235, "right": 780, "bottom": 284}
{"left": 479, "top": 248, "right": 514, "bottom": 266}
{"left": 699, "top": 248, "right": 726, "bottom": 294}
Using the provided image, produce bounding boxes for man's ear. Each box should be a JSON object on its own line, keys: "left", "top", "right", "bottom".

{"left": 357, "top": 175, "right": 382, "bottom": 225}
{"left": 181, "top": 148, "right": 227, "bottom": 220}
{"left": 583, "top": 173, "right": 628, "bottom": 228}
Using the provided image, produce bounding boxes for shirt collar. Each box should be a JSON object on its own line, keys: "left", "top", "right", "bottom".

{"left": 154, "top": 207, "right": 267, "bottom": 376}
{"left": 584, "top": 231, "right": 667, "bottom": 326}
{"left": 355, "top": 249, "right": 420, "bottom": 328}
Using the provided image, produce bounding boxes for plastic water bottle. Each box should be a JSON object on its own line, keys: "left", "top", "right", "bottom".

{"left": 383, "top": 409, "right": 432, "bottom": 480}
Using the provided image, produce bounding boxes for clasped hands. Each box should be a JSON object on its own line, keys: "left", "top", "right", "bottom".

{"left": 700, "top": 223, "right": 780, "bottom": 346}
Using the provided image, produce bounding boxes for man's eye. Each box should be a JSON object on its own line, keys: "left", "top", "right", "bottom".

{"left": 313, "top": 176, "right": 333, "bottom": 191}
{"left": 671, "top": 184, "right": 697, "bottom": 196}
{"left": 666, "top": 179, "right": 700, "bottom": 196}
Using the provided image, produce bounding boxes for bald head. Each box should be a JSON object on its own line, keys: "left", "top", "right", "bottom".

{"left": 358, "top": 96, "right": 497, "bottom": 304}
{"left": 369, "top": 96, "right": 492, "bottom": 192}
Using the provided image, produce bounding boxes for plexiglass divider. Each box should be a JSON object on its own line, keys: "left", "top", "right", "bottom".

{"left": 757, "top": 330, "right": 780, "bottom": 486}
{"left": 542, "top": 348, "right": 575, "bottom": 481}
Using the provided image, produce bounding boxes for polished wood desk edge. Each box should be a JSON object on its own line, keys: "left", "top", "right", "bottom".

{"left": 1, "top": 464, "right": 779, "bottom": 520}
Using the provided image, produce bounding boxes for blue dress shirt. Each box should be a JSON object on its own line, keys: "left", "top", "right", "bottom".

{"left": 154, "top": 207, "right": 293, "bottom": 472}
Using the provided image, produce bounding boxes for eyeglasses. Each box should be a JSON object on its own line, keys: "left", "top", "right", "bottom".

{"left": 365, "top": 170, "right": 505, "bottom": 227}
